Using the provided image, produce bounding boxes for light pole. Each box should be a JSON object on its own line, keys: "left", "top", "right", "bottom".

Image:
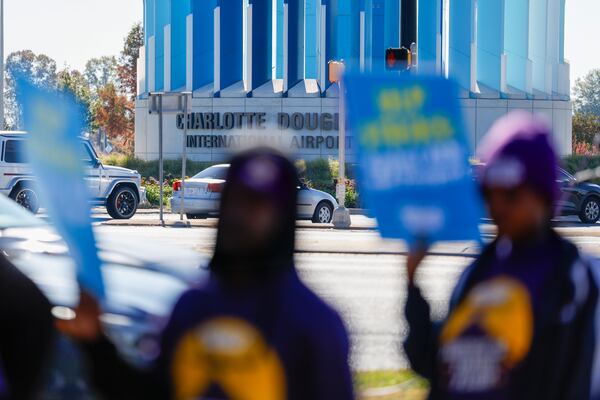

{"left": 328, "top": 60, "right": 351, "bottom": 229}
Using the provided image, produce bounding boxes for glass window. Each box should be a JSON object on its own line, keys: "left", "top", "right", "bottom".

{"left": 192, "top": 166, "right": 229, "bottom": 180}
{"left": 79, "top": 143, "right": 93, "bottom": 164}
{"left": 3, "top": 140, "right": 28, "bottom": 164}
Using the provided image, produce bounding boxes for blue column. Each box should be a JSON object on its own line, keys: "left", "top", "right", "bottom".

{"left": 144, "top": 0, "right": 156, "bottom": 94}
{"left": 322, "top": 0, "right": 360, "bottom": 87}
{"left": 448, "top": 0, "right": 475, "bottom": 92}
{"left": 383, "top": 0, "right": 399, "bottom": 50}
{"left": 276, "top": 0, "right": 284, "bottom": 79}
{"left": 285, "top": 0, "right": 305, "bottom": 89}
{"left": 331, "top": 0, "right": 360, "bottom": 65}
{"left": 504, "top": 0, "right": 529, "bottom": 92}
{"left": 529, "top": 0, "right": 548, "bottom": 92}
{"left": 418, "top": 0, "right": 441, "bottom": 73}
{"left": 305, "top": 0, "right": 318, "bottom": 78}
{"left": 559, "top": 0, "right": 565, "bottom": 62}
{"left": 477, "top": 0, "right": 504, "bottom": 91}
{"left": 171, "top": 0, "right": 191, "bottom": 91}
{"left": 155, "top": 0, "right": 171, "bottom": 91}
{"left": 191, "top": 0, "right": 216, "bottom": 91}
{"left": 365, "top": 0, "right": 385, "bottom": 71}
{"left": 218, "top": 0, "right": 244, "bottom": 91}
{"left": 248, "top": 0, "right": 273, "bottom": 91}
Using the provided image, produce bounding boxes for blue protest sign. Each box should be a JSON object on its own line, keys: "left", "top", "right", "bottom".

{"left": 344, "top": 74, "right": 483, "bottom": 243}
{"left": 16, "top": 78, "right": 105, "bottom": 299}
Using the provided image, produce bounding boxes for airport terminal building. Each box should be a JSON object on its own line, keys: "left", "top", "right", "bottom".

{"left": 135, "top": 0, "right": 572, "bottom": 162}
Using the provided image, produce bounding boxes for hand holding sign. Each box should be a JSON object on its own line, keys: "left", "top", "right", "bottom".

{"left": 16, "top": 77, "right": 105, "bottom": 300}
{"left": 344, "top": 74, "right": 482, "bottom": 244}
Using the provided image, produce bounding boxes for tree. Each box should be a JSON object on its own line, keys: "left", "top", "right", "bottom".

{"left": 117, "top": 23, "right": 144, "bottom": 101}
{"left": 5, "top": 50, "right": 57, "bottom": 128}
{"left": 84, "top": 56, "right": 118, "bottom": 95}
{"left": 572, "top": 112, "right": 600, "bottom": 155}
{"left": 57, "top": 68, "right": 94, "bottom": 129}
{"left": 94, "top": 84, "right": 134, "bottom": 153}
{"left": 573, "top": 69, "right": 600, "bottom": 117}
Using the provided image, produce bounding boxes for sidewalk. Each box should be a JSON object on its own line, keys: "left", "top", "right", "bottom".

{"left": 98, "top": 208, "right": 600, "bottom": 237}
{"left": 99, "top": 210, "right": 379, "bottom": 230}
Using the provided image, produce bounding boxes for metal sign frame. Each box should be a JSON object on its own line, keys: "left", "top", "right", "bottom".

{"left": 148, "top": 92, "right": 192, "bottom": 223}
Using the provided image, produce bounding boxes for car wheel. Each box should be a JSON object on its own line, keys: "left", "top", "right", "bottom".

{"left": 312, "top": 201, "right": 333, "bottom": 224}
{"left": 579, "top": 197, "right": 600, "bottom": 224}
{"left": 10, "top": 185, "right": 40, "bottom": 214}
{"left": 107, "top": 186, "right": 138, "bottom": 219}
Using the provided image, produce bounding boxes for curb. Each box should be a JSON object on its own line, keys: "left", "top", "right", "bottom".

{"left": 98, "top": 219, "right": 600, "bottom": 237}
{"left": 99, "top": 219, "right": 379, "bottom": 230}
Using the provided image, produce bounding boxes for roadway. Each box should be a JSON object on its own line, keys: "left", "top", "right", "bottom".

{"left": 95, "top": 212, "right": 600, "bottom": 372}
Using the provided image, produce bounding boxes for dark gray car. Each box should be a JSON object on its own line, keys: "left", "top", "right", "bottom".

{"left": 557, "top": 167, "right": 600, "bottom": 223}
{"left": 0, "top": 195, "right": 207, "bottom": 398}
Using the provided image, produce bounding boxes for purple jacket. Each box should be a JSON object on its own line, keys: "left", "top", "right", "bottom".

{"left": 404, "top": 230, "right": 599, "bottom": 400}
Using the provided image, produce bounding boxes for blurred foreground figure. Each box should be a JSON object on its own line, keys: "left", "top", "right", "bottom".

{"left": 59, "top": 148, "right": 354, "bottom": 400}
{"left": 0, "top": 254, "right": 54, "bottom": 399}
{"left": 404, "top": 112, "right": 599, "bottom": 399}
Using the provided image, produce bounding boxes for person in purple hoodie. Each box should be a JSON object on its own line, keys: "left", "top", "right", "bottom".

{"left": 404, "top": 111, "right": 599, "bottom": 400}
{"left": 59, "top": 148, "right": 354, "bottom": 400}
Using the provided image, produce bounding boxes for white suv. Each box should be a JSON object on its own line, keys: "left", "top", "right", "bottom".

{"left": 0, "top": 132, "right": 142, "bottom": 219}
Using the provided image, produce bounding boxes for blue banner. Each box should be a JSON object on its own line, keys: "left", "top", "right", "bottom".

{"left": 17, "top": 78, "right": 105, "bottom": 299}
{"left": 344, "top": 74, "right": 483, "bottom": 243}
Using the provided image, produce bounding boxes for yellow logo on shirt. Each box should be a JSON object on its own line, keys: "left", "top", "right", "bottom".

{"left": 441, "top": 277, "right": 533, "bottom": 367}
{"left": 171, "top": 317, "right": 286, "bottom": 400}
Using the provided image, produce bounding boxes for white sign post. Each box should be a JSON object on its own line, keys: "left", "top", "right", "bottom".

{"left": 328, "top": 61, "right": 351, "bottom": 229}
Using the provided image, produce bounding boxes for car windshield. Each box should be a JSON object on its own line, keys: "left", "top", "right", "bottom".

{"left": 558, "top": 169, "right": 574, "bottom": 182}
{"left": 192, "top": 166, "right": 229, "bottom": 180}
{"left": 0, "top": 196, "right": 45, "bottom": 229}
{"left": 79, "top": 142, "right": 101, "bottom": 165}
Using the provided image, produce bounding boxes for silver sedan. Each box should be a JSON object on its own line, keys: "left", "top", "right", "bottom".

{"left": 170, "top": 164, "right": 338, "bottom": 223}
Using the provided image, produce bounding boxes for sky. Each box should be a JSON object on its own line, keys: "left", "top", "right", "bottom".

{"left": 5, "top": 0, "right": 142, "bottom": 71}
{"left": 3, "top": 0, "right": 599, "bottom": 88}
{"left": 564, "top": 0, "right": 600, "bottom": 85}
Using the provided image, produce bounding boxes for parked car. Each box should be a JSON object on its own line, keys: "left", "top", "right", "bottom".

{"left": 0, "top": 194, "right": 206, "bottom": 398}
{"left": 0, "top": 131, "right": 142, "bottom": 219}
{"left": 557, "top": 167, "right": 600, "bottom": 223}
{"left": 169, "top": 164, "right": 339, "bottom": 223}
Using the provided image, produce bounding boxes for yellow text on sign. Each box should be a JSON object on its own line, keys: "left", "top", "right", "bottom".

{"left": 377, "top": 86, "right": 426, "bottom": 112}
{"left": 360, "top": 115, "right": 455, "bottom": 148}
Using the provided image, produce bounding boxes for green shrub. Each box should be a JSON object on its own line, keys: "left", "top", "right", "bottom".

{"left": 296, "top": 158, "right": 359, "bottom": 199}
{"left": 142, "top": 179, "right": 174, "bottom": 206}
{"left": 100, "top": 154, "right": 215, "bottom": 180}
{"left": 344, "top": 180, "right": 361, "bottom": 208}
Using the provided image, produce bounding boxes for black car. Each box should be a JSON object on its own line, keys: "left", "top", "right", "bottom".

{"left": 557, "top": 168, "right": 600, "bottom": 223}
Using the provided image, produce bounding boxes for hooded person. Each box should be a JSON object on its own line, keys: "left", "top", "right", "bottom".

{"left": 402, "top": 111, "right": 600, "bottom": 400}
{"left": 59, "top": 148, "right": 354, "bottom": 400}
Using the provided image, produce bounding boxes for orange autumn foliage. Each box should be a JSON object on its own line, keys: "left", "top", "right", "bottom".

{"left": 95, "top": 84, "right": 134, "bottom": 154}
